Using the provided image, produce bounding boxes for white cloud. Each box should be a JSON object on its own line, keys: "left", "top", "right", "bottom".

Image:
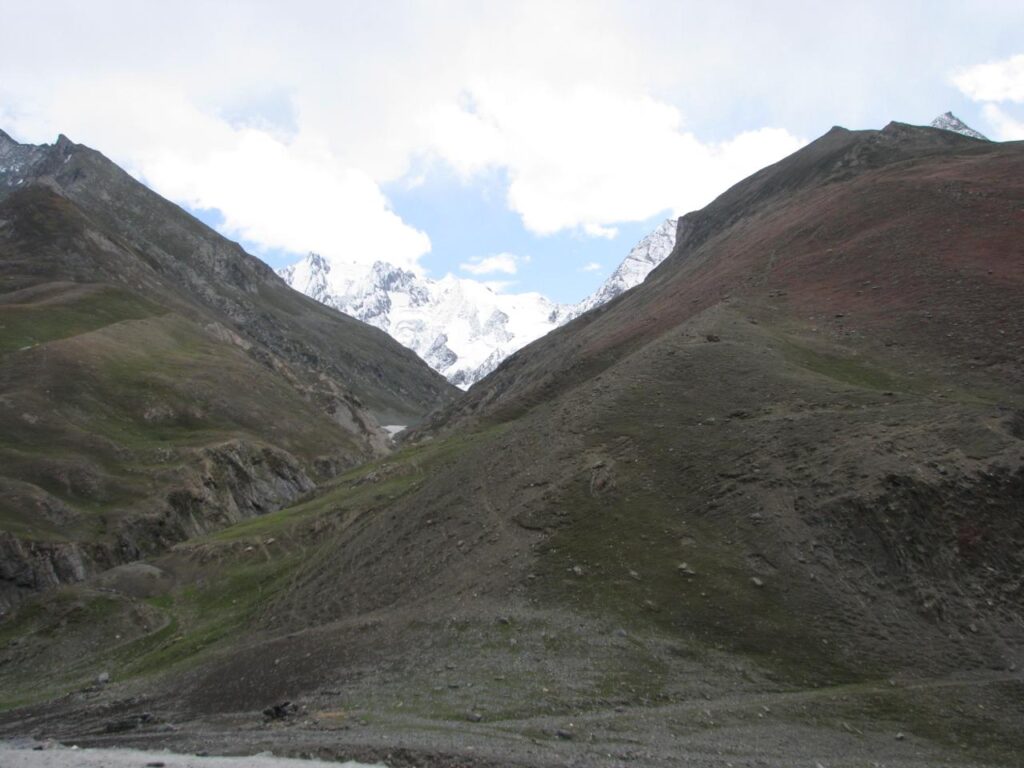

{"left": 3, "top": 2, "right": 1016, "bottom": 273}
{"left": 425, "top": 80, "right": 806, "bottom": 236}
{"left": 953, "top": 54, "right": 1024, "bottom": 103}
{"left": 981, "top": 104, "right": 1024, "bottom": 141}
{"left": 4, "top": 76, "right": 431, "bottom": 270}
{"left": 953, "top": 53, "right": 1024, "bottom": 143}
{"left": 143, "top": 129, "right": 431, "bottom": 271}
{"left": 0, "top": 2, "right": 816, "bottom": 264}
{"left": 460, "top": 253, "right": 522, "bottom": 275}
{"left": 584, "top": 224, "right": 620, "bottom": 239}
{"left": 581, "top": 262, "right": 602, "bottom": 272}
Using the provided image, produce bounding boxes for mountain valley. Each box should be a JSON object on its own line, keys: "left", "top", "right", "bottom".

{"left": 0, "top": 118, "right": 1022, "bottom": 768}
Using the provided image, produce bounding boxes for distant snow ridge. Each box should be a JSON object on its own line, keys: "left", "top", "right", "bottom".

{"left": 279, "top": 257, "right": 566, "bottom": 388}
{"left": 929, "top": 112, "right": 988, "bottom": 141}
{"left": 563, "top": 218, "right": 677, "bottom": 321}
{"left": 280, "top": 218, "right": 678, "bottom": 389}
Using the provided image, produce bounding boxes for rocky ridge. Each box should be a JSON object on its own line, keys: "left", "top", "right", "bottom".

{"left": 281, "top": 114, "right": 986, "bottom": 392}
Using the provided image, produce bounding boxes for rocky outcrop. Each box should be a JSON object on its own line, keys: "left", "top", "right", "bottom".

{"left": 0, "top": 441, "right": 317, "bottom": 615}
{"left": 159, "top": 440, "right": 317, "bottom": 534}
{"left": 0, "top": 534, "right": 91, "bottom": 614}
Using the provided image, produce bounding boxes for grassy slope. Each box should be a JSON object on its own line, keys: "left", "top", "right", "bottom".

{"left": 0, "top": 433, "right": 465, "bottom": 704}
{"left": 0, "top": 283, "right": 161, "bottom": 354}
{"left": 0, "top": 178, "right": 453, "bottom": 570}
{"left": 0, "top": 287, "right": 366, "bottom": 543}
{"left": 24, "top": 146, "right": 460, "bottom": 426}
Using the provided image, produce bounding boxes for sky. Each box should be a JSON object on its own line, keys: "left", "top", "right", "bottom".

{"left": 1, "top": 1, "right": 1022, "bottom": 304}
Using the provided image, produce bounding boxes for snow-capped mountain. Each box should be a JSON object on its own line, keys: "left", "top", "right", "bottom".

{"left": 280, "top": 218, "right": 679, "bottom": 389}
{"left": 929, "top": 112, "right": 988, "bottom": 141}
{"left": 279, "top": 256, "right": 566, "bottom": 388}
{"left": 563, "top": 218, "right": 677, "bottom": 321}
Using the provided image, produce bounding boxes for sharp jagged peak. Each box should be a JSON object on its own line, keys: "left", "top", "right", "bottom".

{"left": 305, "top": 251, "right": 331, "bottom": 271}
{"left": 565, "top": 217, "right": 678, "bottom": 319}
{"left": 0, "top": 129, "right": 82, "bottom": 154}
{"left": 929, "top": 111, "right": 988, "bottom": 141}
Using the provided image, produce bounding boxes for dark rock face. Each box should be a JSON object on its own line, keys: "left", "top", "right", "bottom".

{"left": 0, "top": 440, "right": 318, "bottom": 614}
{"left": 425, "top": 333, "right": 458, "bottom": 369}
{"left": 0, "top": 534, "right": 90, "bottom": 607}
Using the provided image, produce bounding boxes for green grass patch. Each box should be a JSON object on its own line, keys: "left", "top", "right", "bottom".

{"left": 0, "top": 553, "right": 306, "bottom": 711}
{"left": 0, "top": 285, "right": 162, "bottom": 353}
{"left": 821, "top": 680, "right": 1024, "bottom": 765}
{"left": 0, "top": 598, "right": 49, "bottom": 646}
{"left": 533, "top": 486, "right": 870, "bottom": 687}
{"left": 0, "top": 589, "right": 147, "bottom": 710}
{"left": 779, "top": 340, "right": 904, "bottom": 392}
{"left": 205, "top": 423, "right": 511, "bottom": 544}
{"left": 120, "top": 554, "right": 300, "bottom": 677}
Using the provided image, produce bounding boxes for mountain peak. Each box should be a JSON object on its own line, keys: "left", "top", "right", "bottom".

{"left": 307, "top": 251, "right": 331, "bottom": 272}
{"left": 281, "top": 217, "right": 684, "bottom": 387}
{"left": 565, "top": 217, "right": 678, "bottom": 319}
{"left": 279, "top": 255, "right": 566, "bottom": 388}
{"left": 930, "top": 111, "right": 988, "bottom": 141}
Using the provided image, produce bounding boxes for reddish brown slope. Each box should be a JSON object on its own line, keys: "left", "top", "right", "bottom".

{"left": 433, "top": 123, "right": 1022, "bottom": 429}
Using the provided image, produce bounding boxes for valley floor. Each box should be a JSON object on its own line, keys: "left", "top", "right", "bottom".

{"left": 0, "top": 742, "right": 382, "bottom": 768}
{"left": 3, "top": 669, "right": 1021, "bottom": 768}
